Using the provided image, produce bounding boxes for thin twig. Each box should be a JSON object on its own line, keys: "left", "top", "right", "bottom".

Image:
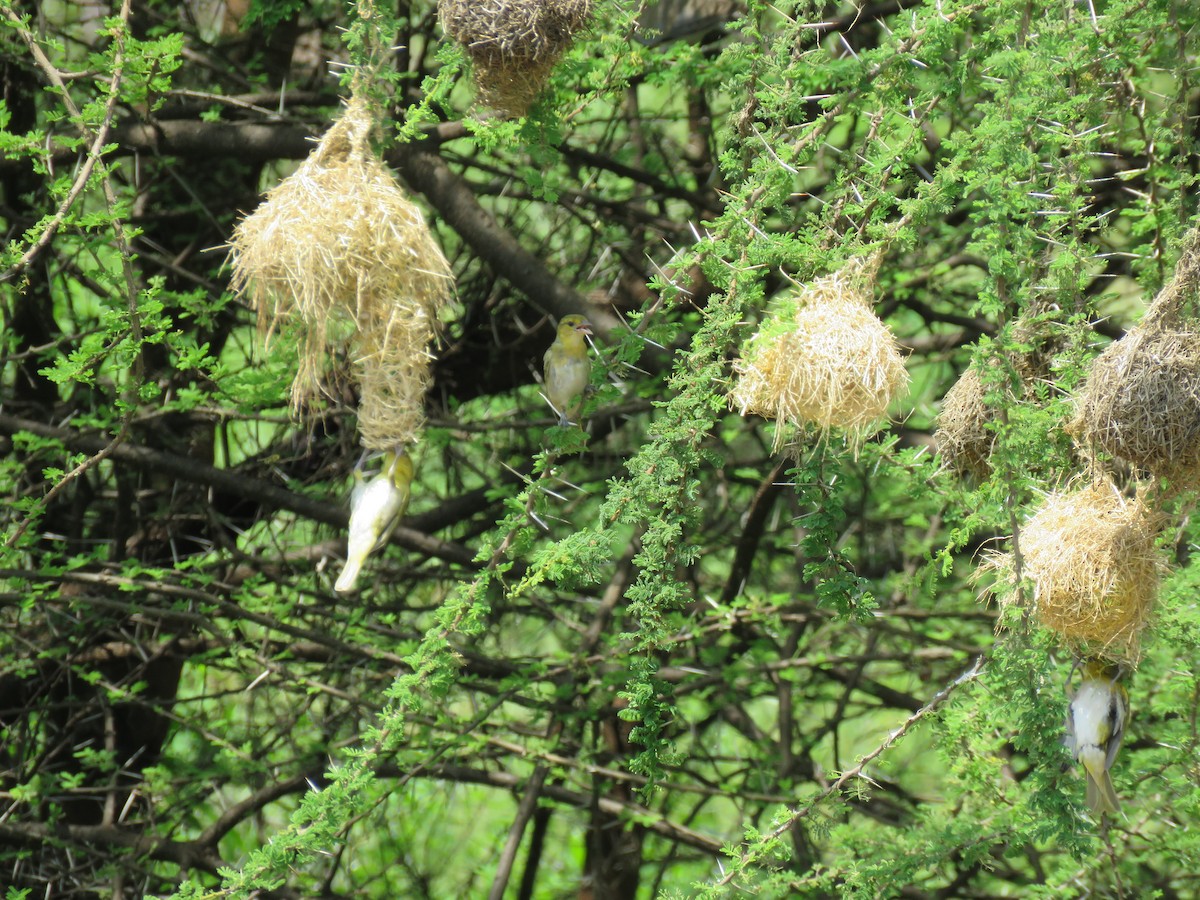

{"left": 488, "top": 763, "right": 551, "bottom": 900}
{"left": 1, "top": 3, "right": 127, "bottom": 283}
{"left": 713, "top": 654, "right": 987, "bottom": 887}
{"left": 2, "top": 0, "right": 138, "bottom": 550}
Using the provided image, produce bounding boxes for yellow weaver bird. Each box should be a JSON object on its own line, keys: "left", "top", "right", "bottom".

{"left": 1065, "top": 659, "right": 1129, "bottom": 818}
{"left": 334, "top": 450, "right": 413, "bottom": 593}
{"left": 543, "top": 315, "right": 592, "bottom": 426}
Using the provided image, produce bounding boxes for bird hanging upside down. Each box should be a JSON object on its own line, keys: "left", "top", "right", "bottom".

{"left": 1065, "top": 658, "right": 1129, "bottom": 818}
{"left": 335, "top": 450, "right": 413, "bottom": 594}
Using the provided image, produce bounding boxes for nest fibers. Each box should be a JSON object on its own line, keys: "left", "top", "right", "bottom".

{"left": 935, "top": 365, "right": 996, "bottom": 480}
{"left": 1072, "top": 228, "right": 1200, "bottom": 488}
{"left": 228, "top": 96, "right": 452, "bottom": 449}
{"left": 730, "top": 256, "right": 909, "bottom": 450}
{"left": 439, "top": 0, "right": 593, "bottom": 115}
{"left": 936, "top": 351, "right": 1029, "bottom": 481}
{"left": 1073, "top": 327, "right": 1200, "bottom": 486}
{"left": 355, "top": 320, "right": 435, "bottom": 451}
{"left": 987, "top": 481, "right": 1165, "bottom": 663}
{"left": 937, "top": 309, "right": 1065, "bottom": 481}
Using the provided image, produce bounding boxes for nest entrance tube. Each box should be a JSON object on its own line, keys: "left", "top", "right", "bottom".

{"left": 228, "top": 94, "right": 453, "bottom": 450}
{"left": 729, "top": 254, "right": 909, "bottom": 452}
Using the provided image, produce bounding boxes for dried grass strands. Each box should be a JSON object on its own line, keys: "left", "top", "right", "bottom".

{"left": 1073, "top": 328, "right": 1200, "bottom": 484}
{"left": 935, "top": 365, "right": 995, "bottom": 480}
{"left": 356, "top": 354, "right": 432, "bottom": 451}
{"left": 986, "top": 481, "right": 1165, "bottom": 664}
{"left": 730, "top": 256, "right": 909, "bottom": 451}
{"left": 467, "top": 50, "right": 560, "bottom": 115}
{"left": 439, "top": 0, "right": 594, "bottom": 115}
{"left": 227, "top": 95, "right": 452, "bottom": 432}
{"left": 936, "top": 304, "right": 1066, "bottom": 482}
{"left": 1072, "top": 228, "right": 1200, "bottom": 487}
{"left": 439, "top": 0, "right": 592, "bottom": 56}
{"left": 353, "top": 305, "right": 441, "bottom": 449}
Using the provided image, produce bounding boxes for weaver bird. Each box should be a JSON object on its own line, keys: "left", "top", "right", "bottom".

{"left": 1065, "top": 659, "right": 1129, "bottom": 817}
{"left": 543, "top": 315, "right": 592, "bottom": 426}
{"left": 334, "top": 450, "right": 413, "bottom": 593}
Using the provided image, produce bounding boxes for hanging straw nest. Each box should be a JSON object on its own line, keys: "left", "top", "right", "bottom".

{"left": 730, "top": 255, "right": 909, "bottom": 450}
{"left": 985, "top": 480, "right": 1165, "bottom": 663}
{"left": 935, "top": 365, "right": 996, "bottom": 480}
{"left": 1008, "top": 310, "right": 1064, "bottom": 388}
{"left": 228, "top": 95, "right": 452, "bottom": 448}
{"left": 1073, "top": 327, "right": 1200, "bottom": 484}
{"left": 439, "top": 0, "right": 593, "bottom": 115}
{"left": 937, "top": 307, "right": 1068, "bottom": 481}
{"left": 1072, "top": 229, "right": 1200, "bottom": 489}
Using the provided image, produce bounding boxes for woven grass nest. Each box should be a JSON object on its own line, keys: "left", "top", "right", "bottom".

{"left": 935, "top": 365, "right": 995, "bottom": 480}
{"left": 439, "top": 0, "right": 593, "bottom": 115}
{"left": 1072, "top": 228, "right": 1200, "bottom": 488}
{"left": 935, "top": 352, "right": 1026, "bottom": 481}
{"left": 1072, "top": 324, "right": 1200, "bottom": 487}
{"left": 228, "top": 96, "right": 452, "bottom": 449}
{"left": 730, "top": 256, "right": 909, "bottom": 450}
{"left": 937, "top": 311, "right": 1066, "bottom": 481}
{"left": 987, "top": 481, "right": 1165, "bottom": 663}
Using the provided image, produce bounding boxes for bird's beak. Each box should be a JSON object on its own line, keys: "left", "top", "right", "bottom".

{"left": 576, "top": 321, "right": 593, "bottom": 336}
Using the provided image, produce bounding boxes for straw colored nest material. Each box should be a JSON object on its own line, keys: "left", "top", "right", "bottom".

{"left": 1072, "top": 226, "right": 1200, "bottom": 487}
{"left": 1072, "top": 325, "right": 1200, "bottom": 486}
{"left": 935, "top": 365, "right": 996, "bottom": 480}
{"left": 439, "top": 0, "right": 591, "bottom": 56}
{"left": 227, "top": 96, "right": 452, "bottom": 444}
{"left": 989, "top": 481, "right": 1164, "bottom": 663}
{"left": 730, "top": 258, "right": 909, "bottom": 449}
{"left": 439, "top": 0, "right": 593, "bottom": 115}
{"left": 1008, "top": 313, "right": 1063, "bottom": 387}
{"left": 355, "top": 317, "right": 437, "bottom": 449}
{"left": 466, "top": 50, "right": 560, "bottom": 115}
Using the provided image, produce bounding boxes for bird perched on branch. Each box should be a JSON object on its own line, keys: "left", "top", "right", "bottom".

{"left": 543, "top": 315, "right": 592, "bottom": 426}
{"left": 1065, "top": 658, "right": 1129, "bottom": 817}
{"left": 335, "top": 450, "right": 413, "bottom": 593}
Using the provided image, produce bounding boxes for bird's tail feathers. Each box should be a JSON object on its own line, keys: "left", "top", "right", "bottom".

{"left": 1085, "top": 769, "right": 1122, "bottom": 817}
{"left": 334, "top": 562, "right": 361, "bottom": 594}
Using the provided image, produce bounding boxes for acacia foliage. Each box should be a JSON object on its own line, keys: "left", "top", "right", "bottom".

{"left": 1, "top": 0, "right": 1200, "bottom": 897}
